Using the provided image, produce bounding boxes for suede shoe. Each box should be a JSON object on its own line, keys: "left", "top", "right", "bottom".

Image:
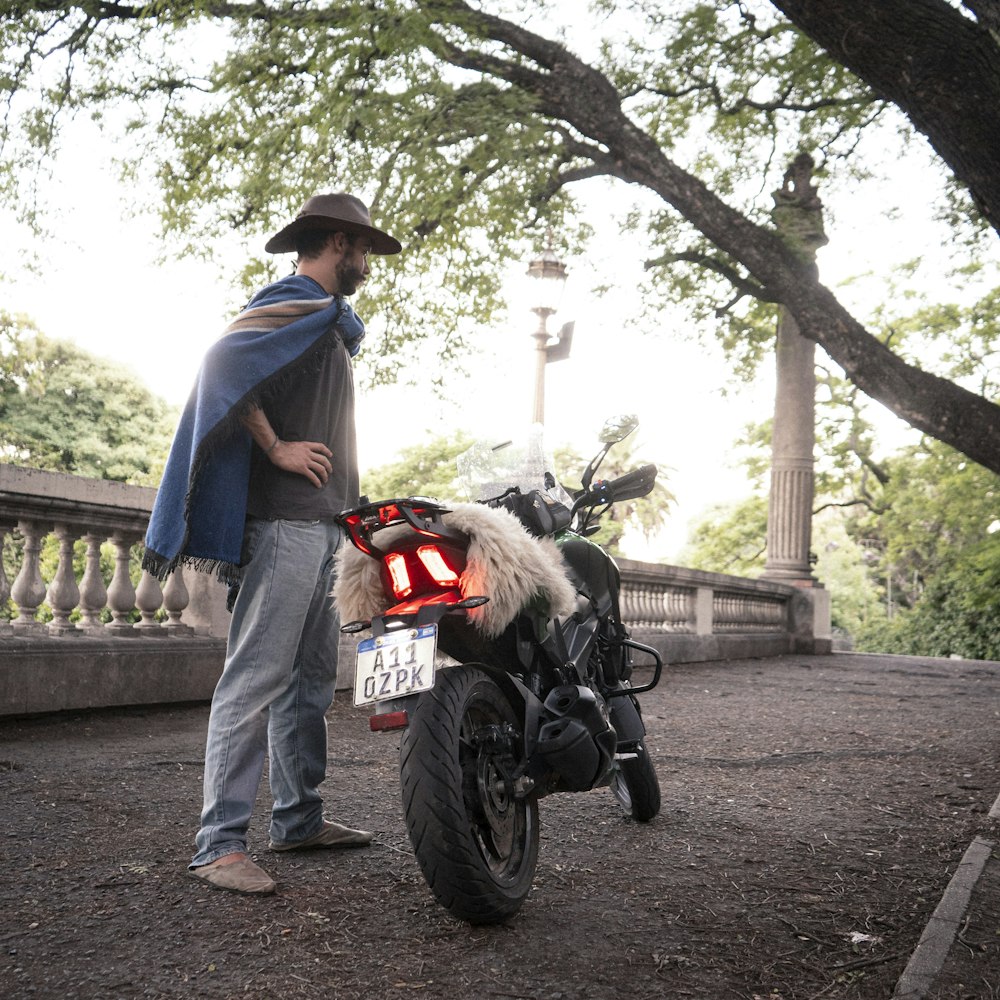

{"left": 269, "top": 819, "right": 374, "bottom": 852}
{"left": 188, "top": 856, "right": 276, "bottom": 895}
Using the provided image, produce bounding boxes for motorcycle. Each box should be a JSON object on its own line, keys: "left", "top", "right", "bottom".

{"left": 333, "top": 416, "right": 664, "bottom": 924}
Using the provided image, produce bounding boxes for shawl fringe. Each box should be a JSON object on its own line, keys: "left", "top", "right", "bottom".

{"left": 141, "top": 548, "right": 242, "bottom": 587}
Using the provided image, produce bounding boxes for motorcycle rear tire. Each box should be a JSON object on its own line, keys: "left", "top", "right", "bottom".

{"left": 400, "top": 666, "right": 540, "bottom": 924}
{"left": 610, "top": 742, "right": 661, "bottom": 822}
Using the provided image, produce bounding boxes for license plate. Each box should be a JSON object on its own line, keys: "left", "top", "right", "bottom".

{"left": 353, "top": 625, "right": 437, "bottom": 706}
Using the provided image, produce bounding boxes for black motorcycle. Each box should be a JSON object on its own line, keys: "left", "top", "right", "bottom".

{"left": 334, "top": 416, "right": 663, "bottom": 924}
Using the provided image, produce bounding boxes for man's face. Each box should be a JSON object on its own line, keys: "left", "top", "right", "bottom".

{"left": 335, "top": 236, "right": 372, "bottom": 296}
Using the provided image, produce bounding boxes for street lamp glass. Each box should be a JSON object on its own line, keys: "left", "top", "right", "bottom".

{"left": 526, "top": 241, "right": 567, "bottom": 314}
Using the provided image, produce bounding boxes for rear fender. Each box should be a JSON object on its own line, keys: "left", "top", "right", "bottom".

{"left": 369, "top": 589, "right": 467, "bottom": 635}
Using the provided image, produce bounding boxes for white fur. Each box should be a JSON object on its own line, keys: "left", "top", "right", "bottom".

{"left": 333, "top": 503, "right": 577, "bottom": 638}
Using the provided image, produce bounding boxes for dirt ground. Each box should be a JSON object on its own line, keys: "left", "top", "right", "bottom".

{"left": 1, "top": 652, "right": 999, "bottom": 1000}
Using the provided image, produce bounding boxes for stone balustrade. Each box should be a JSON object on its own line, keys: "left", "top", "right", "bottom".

{"left": 0, "top": 464, "right": 227, "bottom": 639}
{"left": 0, "top": 464, "right": 830, "bottom": 716}
{"left": 0, "top": 464, "right": 229, "bottom": 716}
{"left": 617, "top": 557, "right": 830, "bottom": 662}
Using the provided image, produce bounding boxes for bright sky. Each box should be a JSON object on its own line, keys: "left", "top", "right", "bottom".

{"left": 3, "top": 49, "right": 987, "bottom": 561}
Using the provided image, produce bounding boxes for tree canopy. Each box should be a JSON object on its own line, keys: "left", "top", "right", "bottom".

{"left": 361, "top": 433, "right": 476, "bottom": 501}
{"left": 3, "top": 0, "right": 999, "bottom": 470}
{"left": 0, "top": 311, "right": 176, "bottom": 484}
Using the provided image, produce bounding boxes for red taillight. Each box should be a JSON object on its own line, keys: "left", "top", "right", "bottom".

{"left": 385, "top": 552, "right": 412, "bottom": 599}
{"left": 417, "top": 545, "right": 460, "bottom": 587}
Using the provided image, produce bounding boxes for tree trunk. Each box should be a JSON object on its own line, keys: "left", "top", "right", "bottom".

{"left": 771, "top": 0, "right": 1000, "bottom": 238}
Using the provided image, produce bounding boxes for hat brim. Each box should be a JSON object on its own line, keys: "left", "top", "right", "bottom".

{"left": 264, "top": 215, "right": 402, "bottom": 255}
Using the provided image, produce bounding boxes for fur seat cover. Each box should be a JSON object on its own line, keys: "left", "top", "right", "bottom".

{"left": 333, "top": 502, "right": 578, "bottom": 638}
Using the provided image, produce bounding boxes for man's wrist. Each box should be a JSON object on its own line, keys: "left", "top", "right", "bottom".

{"left": 264, "top": 433, "right": 281, "bottom": 456}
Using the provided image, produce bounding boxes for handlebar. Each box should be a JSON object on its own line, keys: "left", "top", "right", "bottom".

{"left": 605, "top": 463, "right": 658, "bottom": 502}
{"left": 571, "top": 463, "right": 658, "bottom": 518}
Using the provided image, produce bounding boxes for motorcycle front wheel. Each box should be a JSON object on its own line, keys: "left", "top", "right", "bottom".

{"left": 399, "top": 665, "right": 540, "bottom": 924}
{"left": 609, "top": 741, "right": 661, "bottom": 822}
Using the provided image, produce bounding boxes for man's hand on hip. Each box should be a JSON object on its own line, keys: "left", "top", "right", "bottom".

{"left": 269, "top": 440, "right": 333, "bottom": 488}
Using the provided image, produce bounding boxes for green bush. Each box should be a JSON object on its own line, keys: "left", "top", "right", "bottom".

{"left": 854, "top": 535, "right": 1000, "bottom": 661}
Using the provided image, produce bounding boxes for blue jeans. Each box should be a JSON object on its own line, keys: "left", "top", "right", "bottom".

{"left": 191, "top": 518, "right": 343, "bottom": 867}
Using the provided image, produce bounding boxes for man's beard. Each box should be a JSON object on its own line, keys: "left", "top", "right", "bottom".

{"left": 336, "top": 259, "right": 366, "bottom": 296}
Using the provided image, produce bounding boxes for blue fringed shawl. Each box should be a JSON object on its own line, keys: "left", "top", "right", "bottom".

{"left": 142, "top": 275, "right": 365, "bottom": 584}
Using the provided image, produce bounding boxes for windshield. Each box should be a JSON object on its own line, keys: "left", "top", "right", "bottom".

{"left": 454, "top": 423, "right": 571, "bottom": 505}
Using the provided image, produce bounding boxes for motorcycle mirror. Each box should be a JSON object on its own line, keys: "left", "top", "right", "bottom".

{"left": 582, "top": 415, "right": 639, "bottom": 489}
{"left": 598, "top": 414, "right": 639, "bottom": 445}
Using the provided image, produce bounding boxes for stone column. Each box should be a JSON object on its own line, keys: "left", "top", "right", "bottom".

{"left": 161, "top": 567, "right": 194, "bottom": 635}
{"left": 762, "top": 153, "right": 828, "bottom": 586}
{"left": 134, "top": 569, "right": 166, "bottom": 633}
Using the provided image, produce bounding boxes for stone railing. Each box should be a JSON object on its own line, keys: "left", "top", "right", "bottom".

{"left": 0, "top": 464, "right": 228, "bottom": 638}
{"left": 0, "top": 465, "right": 830, "bottom": 716}
{"left": 617, "top": 558, "right": 831, "bottom": 663}
{"left": 0, "top": 464, "right": 229, "bottom": 716}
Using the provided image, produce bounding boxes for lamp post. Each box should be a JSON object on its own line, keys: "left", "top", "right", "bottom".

{"left": 526, "top": 234, "right": 573, "bottom": 425}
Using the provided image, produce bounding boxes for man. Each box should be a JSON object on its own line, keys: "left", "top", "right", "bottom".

{"left": 144, "top": 193, "right": 401, "bottom": 895}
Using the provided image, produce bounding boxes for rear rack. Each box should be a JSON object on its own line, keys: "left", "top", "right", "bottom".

{"left": 336, "top": 497, "right": 468, "bottom": 558}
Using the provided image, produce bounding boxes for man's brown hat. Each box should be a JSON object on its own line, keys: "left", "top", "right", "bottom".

{"left": 264, "top": 192, "right": 402, "bottom": 255}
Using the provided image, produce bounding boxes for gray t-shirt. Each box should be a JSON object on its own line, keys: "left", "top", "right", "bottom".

{"left": 246, "top": 328, "right": 359, "bottom": 521}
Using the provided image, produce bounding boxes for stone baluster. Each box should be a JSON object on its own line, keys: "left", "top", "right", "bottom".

{"left": 0, "top": 521, "right": 13, "bottom": 636}
{"left": 656, "top": 586, "right": 672, "bottom": 630}
{"left": 77, "top": 532, "right": 109, "bottom": 635}
{"left": 640, "top": 584, "right": 658, "bottom": 629}
{"left": 660, "top": 588, "right": 674, "bottom": 630}
{"left": 46, "top": 523, "right": 81, "bottom": 636}
{"left": 727, "top": 593, "right": 741, "bottom": 629}
{"left": 648, "top": 585, "right": 664, "bottom": 627}
{"left": 11, "top": 520, "right": 49, "bottom": 634}
{"left": 105, "top": 532, "right": 139, "bottom": 635}
{"left": 620, "top": 585, "right": 639, "bottom": 625}
{"left": 633, "top": 585, "right": 649, "bottom": 625}
{"left": 134, "top": 570, "right": 165, "bottom": 633}
{"left": 714, "top": 592, "right": 731, "bottom": 630}
{"left": 667, "top": 586, "right": 686, "bottom": 631}
{"left": 162, "top": 567, "right": 194, "bottom": 635}
{"left": 680, "top": 588, "right": 697, "bottom": 632}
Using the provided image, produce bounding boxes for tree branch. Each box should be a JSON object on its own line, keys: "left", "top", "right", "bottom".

{"left": 419, "top": 0, "right": 1000, "bottom": 476}
{"left": 645, "top": 249, "right": 778, "bottom": 305}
